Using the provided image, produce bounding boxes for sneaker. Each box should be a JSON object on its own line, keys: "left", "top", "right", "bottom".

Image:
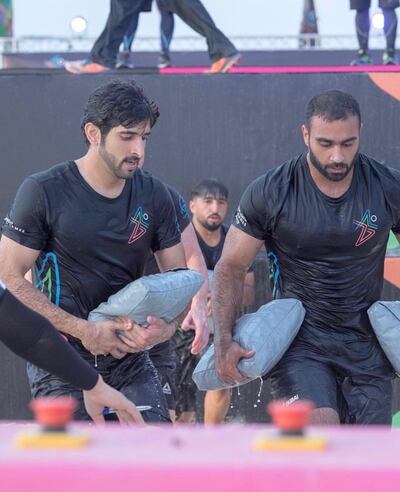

{"left": 64, "top": 59, "right": 109, "bottom": 74}
{"left": 383, "top": 49, "right": 398, "bottom": 65}
{"left": 350, "top": 49, "right": 373, "bottom": 66}
{"left": 116, "top": 50, "right": 134, "bottom": 69}
{"left": 45, "top": 55, "right": 65, "bottom": 69}
{"left": 158, "top": 53, "right": 171, "bottom": 69}
{"left": 208, "top": 52, "right": 241, "bottom": 73}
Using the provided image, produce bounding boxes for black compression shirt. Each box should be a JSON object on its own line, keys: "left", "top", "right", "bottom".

{"left": 0, "top": 284, "right": 98, "bottom": 390}
{"left": 2, "top": 162, "right": 180, "bottom": 353}
{"left": 233, "top": 153, "right": 400, "bottom": 339}
{"left": 143, "top": 185, "right": 191, "bottom": 276}
{"left": 194, "top": 224, "right": 229, "bottom": 270}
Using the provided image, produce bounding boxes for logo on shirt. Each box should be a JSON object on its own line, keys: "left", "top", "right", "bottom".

{"left": 235, "top": 207, "right": 247, "bottom": 227}
{"left": 3, "top": 216, "right": 25, "bottom": 234}
{"left": 128, "top": 207, "right": 149, "bottom": 244}
{"left": 353, "top": 209, "right": 378, "bottom": 247}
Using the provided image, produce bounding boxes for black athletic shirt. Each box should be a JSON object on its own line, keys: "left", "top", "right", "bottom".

{"left": 233, "top": 153, "right": 400, "bottom": 339}
{"left": 0, "top": 284, "right": 98, "bottom": 390}
{"left": 143, "top": 185, "right": 191, "bottom": 276}
{"left": 194, "top": 224, "right": 229, "bottom": 270}
{"left": 2, "top": 161, "right": 181, "bottom": 337}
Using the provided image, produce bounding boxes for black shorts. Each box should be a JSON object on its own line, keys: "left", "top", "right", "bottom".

{"left": 267, "top": 334, "right": 394, "bottom": 424}
{"left": 350, "top": 0, "right": 399, "bottom": 9}
{"left": 148, "top": 341, "right": 177, "bottom": 411}
{"left": 171, "top": 328, "right": 200, "bottom": 415}
{"left": 28, "top": 350, "right": 171, "bottom": 423}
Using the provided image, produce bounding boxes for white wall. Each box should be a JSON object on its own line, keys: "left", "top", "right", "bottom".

{"left": 12, "top": 1, "right": 361, "bottom": 39}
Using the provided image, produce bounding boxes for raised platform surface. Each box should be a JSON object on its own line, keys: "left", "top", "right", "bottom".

{"left": 1, "top": 423, "right": 399, "bottom": 492}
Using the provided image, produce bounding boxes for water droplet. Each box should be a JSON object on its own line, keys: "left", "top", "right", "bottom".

{"left": 94, "top": 355, "right": 98, "bottom": 368}
{"left": 257, "top": 377, "right": 263, "bottom": 399}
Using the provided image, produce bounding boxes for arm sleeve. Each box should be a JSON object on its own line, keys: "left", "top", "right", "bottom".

{"left": 232, "top": 175, "right": 270, "bottom": 240}
{"left": 0, "top": 285, "right": 98, "bottom": 391}
{"left": 151, "top": 180, "right": 181, "bottom": 252}
{"left": 1, "top": 177, "right": 49, "bottom": 250}
{"left": 166, "top": 185, "right": 191, "bottom": 233}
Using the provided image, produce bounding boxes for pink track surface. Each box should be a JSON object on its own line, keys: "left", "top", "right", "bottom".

{"left": 160, "top": 64, "right": 400, "bottom": 74}
{"left": 0, "top": 423, "right": 399, "bottom": 491}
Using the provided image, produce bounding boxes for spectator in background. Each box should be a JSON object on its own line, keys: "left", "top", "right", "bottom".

{"left": 118, "top": 0, "right": 174, "bottom": 69}
{"left": 174, "top": 179, "right": 255, "bottom": 424}
{"left": 350, "top": 0, "right": 399, "bottom": 65}
{"left": 65, "top": 0, "right": 240, "bottom": 74}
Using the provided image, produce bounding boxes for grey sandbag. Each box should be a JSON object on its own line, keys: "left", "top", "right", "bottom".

{"left": 368, "top": 301, "right": 400, "bottom": 375}
{"left": 89, "top": 269, "right": 203, "bottom": 325}
{"left": 193, "top": 298, "right": 305, "bottom": 390}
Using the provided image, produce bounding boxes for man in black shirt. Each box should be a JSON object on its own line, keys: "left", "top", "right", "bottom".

{"left": 213, "top": 90, "right": 400, "bottom": 425}
{"left": 174, "top": 179, "right": 254, "bottom": 424}
{"left": 0, "top": 79, "right": 188, "bottom": 423}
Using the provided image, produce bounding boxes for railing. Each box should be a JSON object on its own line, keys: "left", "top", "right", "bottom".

{"left": 0, "top": 33, "right": 393, "bottom": 54}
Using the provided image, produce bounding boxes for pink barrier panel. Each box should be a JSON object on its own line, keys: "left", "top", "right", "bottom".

{"left": 0, "top": 423, "right": 399, "bottom": 492}
{"left": 160, "top": 65, "right": 400, "bottom": 74}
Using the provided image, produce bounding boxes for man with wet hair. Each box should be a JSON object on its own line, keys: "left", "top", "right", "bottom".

{"left": 174, "top": 178, "right": 254, "bottom": 424}
{"left": 213, "top": 90, "right": 400, "bottom": 425}
{"left": 0, "top": 79, "right": 189, "bottom": 423}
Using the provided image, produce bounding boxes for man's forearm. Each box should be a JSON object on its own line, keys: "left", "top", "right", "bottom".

{"left": 182, "top": 224, "right": 209, "bottom": 313}
{"left": 4, "top": 274, "right": 86, "bottom": 340}
{"left": 212, "top": 260, "right": 245, "bottom": 353}
{"left": 187, "top": 254, "right": 208, "bottom": 316}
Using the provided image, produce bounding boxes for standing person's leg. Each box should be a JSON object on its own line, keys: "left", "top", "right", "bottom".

{"left": 122, "top": 12, "right": 140, "bottom": 52}
{"left": 65, "top": 0, "right": 142, "bottom": 74}
{"left": 171, "top": 328, "right": 199, "bottom": 423}
{"left": 117, "top": 12, "right": 140, "bottom": 69}
{"left": 156, "top": 0, "right": 174, "bottom": 67}
{"left": 204, "top": 388, "right": 230, "bottom": 424}
{"left": 336, "top": 338, "right": 394, "bottom": 425}
{"left": 381, "top": 0, "right": 399, "bottom": 64}
{"left": 159, "top": 0, "right": 240, "bottom": 72}
{"left": 350, "top": 0, "right": 373, "bottom": 65}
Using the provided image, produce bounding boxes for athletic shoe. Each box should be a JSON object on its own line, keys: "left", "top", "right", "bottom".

{"left": 208, "top": 52, "right": 241, "bottom": 73}
{"left": 116, "top": 50, "right": 134, "bottom": 69}
{"left": 158, "top": 53, "right": 171, "bottom": 69}
{"left": 350, "top": 49, "right": 373, "bottom": 66}
{"left": 383, "top": 49, "right": 398, "bottom": 65}
{"left": 64, "top": 59, "right": 109, "bottom": 74}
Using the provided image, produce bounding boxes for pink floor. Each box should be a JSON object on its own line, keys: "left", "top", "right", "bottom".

{"left": 0, "top": 423, "right": 399, "bottom": 491}
{"left": 160, "top": 64, "right": 400, "bottom": 74}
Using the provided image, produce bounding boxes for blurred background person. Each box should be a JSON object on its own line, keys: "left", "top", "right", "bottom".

{"left": 350, "top": 0, "right": 399, "bottom": 65}
{"left": 174, "top": 179, "right": 255, "bottom": 424}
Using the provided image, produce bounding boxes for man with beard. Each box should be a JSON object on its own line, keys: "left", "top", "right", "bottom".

{"left": 174, "top": 179, "right": 254, "bottom": 424}
{"left": 212, "top": 90, "right": 400, "bottom": 425}
{"left": 0, "top": 79, "right": 202, "bottom": 423}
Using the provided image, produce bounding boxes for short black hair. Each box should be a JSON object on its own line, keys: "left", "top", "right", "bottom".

{"left": 190, "top": 178, "right": 229, "bottom": 200}
{"left": 305, "top": 90, "right": 361, "bottom": 128}
{"left": 81, "top": 79, "right": 160, "bottom": 145}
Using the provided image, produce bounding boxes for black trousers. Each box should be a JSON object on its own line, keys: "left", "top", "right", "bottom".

{"left": 90, "top": 0, "right": 152, "bottom": 67}
{"left": 157, "top": 0, "right": 237, "bottom": 61}
{"left": 91, "top": 0, "right": 237, "bottom": 66}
